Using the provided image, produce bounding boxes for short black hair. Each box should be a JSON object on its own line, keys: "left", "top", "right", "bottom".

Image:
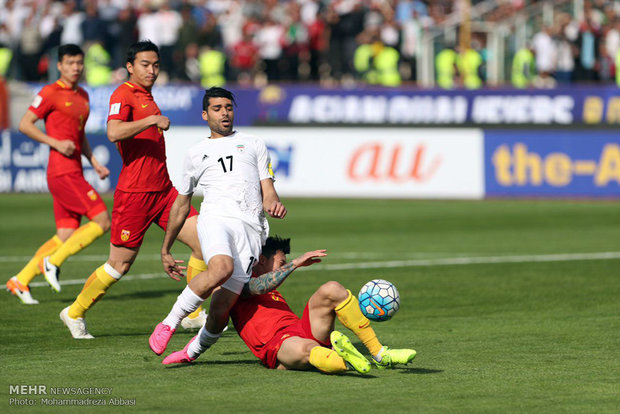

{"left": 261, "top": 236, "right": 291, "bottom": 259}
{"left": 202, "top": 87, "right": 236, "bottom": 110}
{"left": 58, "top": 44, "right": 84, "bottom": 62}
{"left": 126, "top": 40, "right": 159, "bottom": 64}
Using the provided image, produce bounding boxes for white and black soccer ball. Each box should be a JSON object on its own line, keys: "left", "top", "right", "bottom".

{"left": 358, "top": 279, "right": 400, "bottom": 322}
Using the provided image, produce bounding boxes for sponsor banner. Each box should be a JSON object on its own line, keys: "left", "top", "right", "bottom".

{"left": 279, "top": 86, "right": 620, "bottom": 126}
{"left": 22, "top": 84, "right": 620, "bottom": 131}
{"left": 165, "top": 127, "right": 485, "bottom": 199}
{"left": 0, "top": 130, "right": 120, "bottom": 193}
{"left": 485, "top": 130, "right": 620, "bottom": 197}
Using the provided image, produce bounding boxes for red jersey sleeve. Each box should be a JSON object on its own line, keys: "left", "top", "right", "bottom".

{"left": 29, "top": 85, "right": 55, "bottom": 120}
{"left": 107, "top": 88, "right": 132, "bottom": 122}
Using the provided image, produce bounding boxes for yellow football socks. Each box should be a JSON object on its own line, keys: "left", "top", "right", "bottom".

{"left": 68, "top": 264, "right": 120, "bottom": 319}
{"left": 49, "top": 222, "right": 104, "bottom": 267}
{"left": 16, "top": 235, "right": 62, "bottom": 285}
{"left": 185, "top": 255, "right": 207, "bottom": 319}
{"left": 309, "top": 346, "right": 347, "bottom": 373}
{"left": 335, "top": 290, "right": 383, "bottom": 357}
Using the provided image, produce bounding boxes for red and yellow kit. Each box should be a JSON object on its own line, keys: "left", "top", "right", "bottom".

{"left": 30, "top": 80, "right": 105, "bottom": 228}
{"left": 29, "top": 80, "right": 89, "bottom": 178}
{"left": 230, "top": 289, "right": 331, "bottom": 369}
{"left": 107, "top": 82, "right": 196, "bottom": 247}
{"left": 107, "top": 81, "right": 171, "bottom": 192}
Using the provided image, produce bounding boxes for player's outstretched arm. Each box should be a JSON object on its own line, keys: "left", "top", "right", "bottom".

{"left": 243, "top": 250, "right": 327, "bottom": 296}
{"left": 107, "top": 115, "right": 170, "bottom": 142}
{"left": 161, "top": 193, "right": 192, "bottom": 280}
{"left": 19, "top": 110, "right": 75, "bottom": 156}
{"left": 260, "top": 178, "right": 287, "bottom": 218}
{"left": 81, "top": 137, "right": 110, "bottom": 179}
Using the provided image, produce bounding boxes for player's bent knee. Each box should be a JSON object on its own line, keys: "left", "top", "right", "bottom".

{"left": 319, "top": 281, "right": 348, "bottom": 303}
{"left": 106, "top": 260, "right": 132, "bottom": 276}
{"left": 208, "top": 256, "right": 234, "bottom": 280}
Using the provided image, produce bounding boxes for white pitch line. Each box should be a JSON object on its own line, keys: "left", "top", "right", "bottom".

{"left": 0, "top": 251, "right": 472, "bottom": 263}
{"left": 30, "top": 272, "right": 165, "bottom": 288}
{"left": 27, "top": 251, "right": 620, "bottom": 288}
{"left": 311, "top": 251, "right": 620, "bottom": 271}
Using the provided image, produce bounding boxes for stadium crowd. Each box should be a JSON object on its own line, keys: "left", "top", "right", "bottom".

{"left": 0, "top": 0, "right": 618, "bottom": 87}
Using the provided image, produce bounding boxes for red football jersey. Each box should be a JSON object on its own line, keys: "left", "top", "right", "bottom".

{"left": 230, "top": 289, "right": 300, "bottom": 356}
{"left": 107, "top": 82, "right": 171, "bottom": 192}
{"left": 29, "top": 80, "right": 89, "bottom": 178}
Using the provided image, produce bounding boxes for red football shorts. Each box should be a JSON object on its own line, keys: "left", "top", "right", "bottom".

{"left": 110, "top": 186, "right": 198, "bottom": 248}
{"left": 47, "top": 172, "right": 107, "bottom": 229}
{"left": 260, "top": 302, "right": 332, "bottom": 369}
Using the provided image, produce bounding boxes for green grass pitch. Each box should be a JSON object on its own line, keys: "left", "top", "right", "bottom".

{"left": 1, "top": 194, "right": 619, "bottom": 413}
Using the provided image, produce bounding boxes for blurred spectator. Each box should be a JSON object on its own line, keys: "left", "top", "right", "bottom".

{"left": 60, "top": 1, "right": 84, "bottom": 46}
{"left": 81, "top": 0, "right": 106, "bottom": 44}
{"left": 182, "top": 42, "right": 201, "bottom": 83}
{"left": 282, "top": 2, "right": 309, "bottom": 81}
{"left": 400, "top": 9, "right": 422, "bottom": 81}
{"left": 604, "top": 19, "right": 620, "bottom": 64}
{"left": 18, "top": 9, "right": 43, "bottom": 81}
{"left": 435, "top": 45, "right": 458, "bottom": 88}
{"left": 255, "top": 15, "right": 285, "bottom": 81}
{"left": 229, "top": 31, "right": 259, "bottom": 84}
{"left": 307, "top": 8, "right": 328, "bottom": 81}
{"left": 554, "top": 13, "right": 576, "bottom": 84}
{"left": 355, "top": 27, "right": 401, "bottom": 87}
{"left": 326, "top": 0, "right": 365, "bottom": 81}
{"left": 155, "top": 1, "right": 182, "bottom": 76}
{"left": 84, "top": 41, "right": 111, "bottom": 86}
{"left": 137, "top": 3, "right": 159, "bottom": 44}
{"left": 575, "top": 9, "right": 601, "bottom": 81}
{"left": 112, "top": 6, "right": 137, "bottom": 69}
{"left": 198, "top": 45, "right": 226, "bottom": 87}
{"left": 174, "top": 5, "right": 199, "bottom": 80}
{"left": 511, "top": 45, "right": 535, "bottom": 88}
{"left": 458, "top": 43, "right": 483, "bottom": 89}
{"left": 532, "top": 25, "right": 556, "bottom": 87}
{"left": 197, "top": 12, "right": 223, "bottom": 49}
{"left": 597, "top": 41, "right": 614, "bottom": 82}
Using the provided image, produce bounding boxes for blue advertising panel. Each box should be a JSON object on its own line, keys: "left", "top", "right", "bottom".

{"left": 23, "top": 84, "right": 620, "bottom": 130}
{"left": 255, "top": 85, "right": 620, "bottom": 126}
{"left": 0, "top": 131, "right": 121, "bottom": 193}
{"left": 484, "top": 130, "right": 620, "bottom": 197}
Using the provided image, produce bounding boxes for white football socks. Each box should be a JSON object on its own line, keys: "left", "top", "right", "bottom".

{"left": 187, "top": 326, "right": 222, "bottom": 359}
{"left": 162, "top": 286, "right": 204, "bottom": 329}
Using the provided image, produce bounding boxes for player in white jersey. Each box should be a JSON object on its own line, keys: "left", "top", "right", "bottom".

{"left": 149, "top": 87, "right": 287, "bottom": 357}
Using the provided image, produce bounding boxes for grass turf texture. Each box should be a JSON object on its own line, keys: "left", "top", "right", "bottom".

{"left": 1, "top": 194, "right": 619, "bottom": 413}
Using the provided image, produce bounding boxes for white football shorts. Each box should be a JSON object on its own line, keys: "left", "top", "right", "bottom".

{"left": 196, "top": 215, "right": 264, "bottom": 294}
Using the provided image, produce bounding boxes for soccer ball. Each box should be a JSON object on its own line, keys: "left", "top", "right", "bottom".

{"left": 358, "top": 279, "right": 400, "bottom": 322}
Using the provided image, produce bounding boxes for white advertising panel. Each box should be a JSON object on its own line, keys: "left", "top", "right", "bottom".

{"left": 165, "top": 127, "right": 484, "bottom": 199}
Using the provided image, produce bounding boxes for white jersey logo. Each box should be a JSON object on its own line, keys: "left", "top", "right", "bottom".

{"left": 32, "top": 95, "right": 42, "bottom": 108}
{"left": 109, "top": 102, "right": 121, "bottom": 115}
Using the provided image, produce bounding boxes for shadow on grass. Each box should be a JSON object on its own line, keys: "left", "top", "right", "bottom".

{"left": 98, "top": 288, "right": 183, "bottom": 301}
{"left": 398, "top": 367, "right": 443, "bottom": 374}
{"left": 164, "top": 359, "right": 258, "bottom": 369}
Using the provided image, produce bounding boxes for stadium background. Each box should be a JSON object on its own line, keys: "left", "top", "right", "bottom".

{"left": 0, "top": 1, "right": 619, "bottom": 413}
{"left": 0, "top": 0, "right": 619, "bottom": 198}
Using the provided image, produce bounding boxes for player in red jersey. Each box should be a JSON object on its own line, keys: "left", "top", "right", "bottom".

{"left": 59, "top": 41, "right": 206, "bottom": 339}
{"left": 163, "top": 236, "right": 417, "bottom": 373}
{"left": 6, "top": 44, "right": 111, "bottom": 305}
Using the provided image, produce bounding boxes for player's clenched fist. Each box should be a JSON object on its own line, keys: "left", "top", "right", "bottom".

{"left": 55, "top": 139, "right": 76, "bottom": 157}
{"left": 154, "top": 115, "right": 170, "bottom": 131}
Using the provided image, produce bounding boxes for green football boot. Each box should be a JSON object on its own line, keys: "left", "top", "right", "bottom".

{"left": 373, "top": 347, "right": 417, "bottom": 369}
{"left": 330, "top": 331, "right": 371, "bottom": 374}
